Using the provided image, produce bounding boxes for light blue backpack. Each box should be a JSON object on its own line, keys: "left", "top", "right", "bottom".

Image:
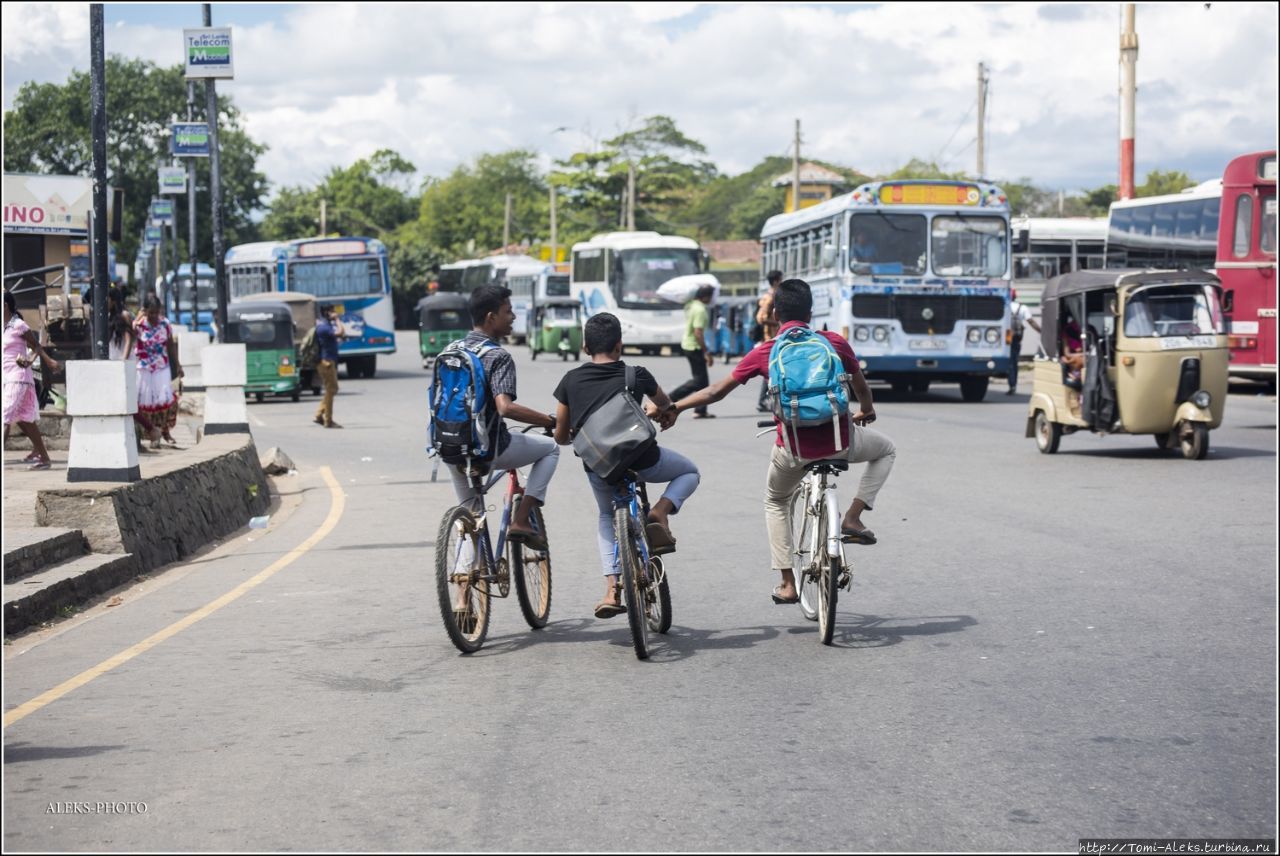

{"left": 767, "top": 326, "right": 850, "bottom": 454}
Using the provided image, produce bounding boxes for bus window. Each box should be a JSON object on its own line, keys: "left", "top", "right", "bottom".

{"left": 545, "top": 274, "right": 570, "bottom": 297}
{"left": 931, "top": 215, "right": 1006, "bottom": 277}
{"left": 1261, "top": 194, "right": 1277, "bottom": 254}
{"left": 1233, "top": 194, "right": 1254, "bottom": 258}
{"left": 848, "top": 213, "right": 927, "bottom": 275}
{"left": 573, "top": 250, "right": 604, "bottom": 283}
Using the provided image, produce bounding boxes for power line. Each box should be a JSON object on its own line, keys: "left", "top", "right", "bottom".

{"left": 934, "top": 98, "right": 977, "bottom": 167}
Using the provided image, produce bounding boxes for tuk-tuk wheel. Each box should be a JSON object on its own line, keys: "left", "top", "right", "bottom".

{"left": 1178, "top": 421, "right": 1209, "bottom": 461}
{"left": 255, "top": 392, "right": 265, "bottom": 402}
{"left": 574, "top": 352, "right": 580, "bottom": 362}
{"left": 531, "top": 350, "right": 538, "bottom": 361}
{"left": 1153, "top": 432, "right": 1171, "bottom": 452}
{"left": 291, "top": 388, "right": 301, "bottom": 402}
{"left": 560, "top": 352, "right": 568, "bottom": 361}
{"left": 1034, "top": 410, "right": 1061, "bottom": 454}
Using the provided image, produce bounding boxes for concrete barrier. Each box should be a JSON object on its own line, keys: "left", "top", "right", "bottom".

{"left": 177, "top": 327, "right": 211, "bottom": 390}
{"left": 34, "top": 434, "right": 271, "bottom": 574}
{"left": 65, "top": 359, "right": 140, "bottom": 483}
{"left": 202, "top": 343, "right": 249, "bottom": 435}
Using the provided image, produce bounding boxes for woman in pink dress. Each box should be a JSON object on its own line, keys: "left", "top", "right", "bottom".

{"left": 133, "top": 295, "right": 184, "bottom": 447}
{"left": 3, "top": 290, "right": 61, "bottom": 470}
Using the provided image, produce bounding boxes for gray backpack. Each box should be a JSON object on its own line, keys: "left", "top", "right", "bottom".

{"left": 572, "top": 365, "right": 658, "bottom": 484}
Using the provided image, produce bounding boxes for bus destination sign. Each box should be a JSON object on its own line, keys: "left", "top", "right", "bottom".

{"left": 879, "top": 184, "right": 982, "bottom": 206}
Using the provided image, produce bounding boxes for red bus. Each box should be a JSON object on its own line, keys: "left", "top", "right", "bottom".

{"left": 1218, "top": 151, "right": 1277, "bottom": 389}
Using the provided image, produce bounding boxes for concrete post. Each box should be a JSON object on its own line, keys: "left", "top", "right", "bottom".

{"left": 201, "top": 344, "right": 249, "bottom": 435}
{"left": 66, "top": 360, "right": 141, "bottom": 483}
{"left": 176, "top": 326, "right": 211, "bottom": 390}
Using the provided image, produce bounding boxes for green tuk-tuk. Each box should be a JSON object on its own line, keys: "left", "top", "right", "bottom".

{"left": 529, "top": 299, "right": 583, "bottom": 361}
{"left": 418, "top": 292, "right": 471, "bottom": 369}
{"left": 237, "top": 291, "right": 320, "bottom": 395}
{"left": 227, "top": 301, "right": 302, "bottom": 401}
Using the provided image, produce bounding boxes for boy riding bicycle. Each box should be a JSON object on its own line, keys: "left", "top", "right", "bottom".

{"left": 660, "top": 278, "right": 896, "bottom": 605}
{"left": 552, "top": 313, "right": 700, "bottom": 619}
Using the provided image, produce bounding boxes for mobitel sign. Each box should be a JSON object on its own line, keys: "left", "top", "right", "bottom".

{"left": 184, "top": 27, "right": 233, "bottom": 79}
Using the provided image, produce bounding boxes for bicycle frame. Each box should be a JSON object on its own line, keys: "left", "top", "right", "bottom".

{"left": 611, "top": 477, "right": 652, "bottom": 570}
{"left": 463, "top": 466, "right": 524, "bottom": 586}
{"left": 797, "top": 470, "right": 843, "bottom": 569}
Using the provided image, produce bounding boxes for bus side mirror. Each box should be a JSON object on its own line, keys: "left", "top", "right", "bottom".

{"left": 821, "top": 244, "right": 837, "bottom": 267}
{"left": 1013, "top": 229, "right": 1029, "bottom": 254}
{"left": 700, "top": 249, "right": 711, "bottom": 272}
{"left": 1222, "top": 289, "right": 1234, "bottom": 313}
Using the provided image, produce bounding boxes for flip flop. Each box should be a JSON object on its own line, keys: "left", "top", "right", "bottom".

{"left": 771, "top": 585, "right": 799, "bottom": 605}
{"left": 593, "top": 601, "right": 627, "bottom": 619}
{"left": 840, "top": 526, "right": 877, "bottom": 545}
{"left": 645, "top": 522, "right": 677, "bottom": 556}
{"left": 29, "top": 460, "right": 52, "bottom": 471}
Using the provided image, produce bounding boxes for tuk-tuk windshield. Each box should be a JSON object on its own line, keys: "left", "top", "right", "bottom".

{"left": 546, "top": 274, "right": 571, "bottom": 297}
{"left": 424, "top": 309, "right": 467, "bottom": 328}
{"left": 1123, "top": 284, "right": 1225, "bottom": 338}
{"left": 227, "top": 317, "right": 293, "bottom": 349}
{"left": 545, "top": 304, "right": 578, "bottom": 323}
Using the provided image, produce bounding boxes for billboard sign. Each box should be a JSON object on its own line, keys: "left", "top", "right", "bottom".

{"left": 159, "top": 167, "right": 187, "bottom": 194}
{"left": 151, "top": 199, "right": 175, "bottom": 226}
{"left": 184, "top": 28, "right": 233, "bottom": 79}
{"left": 171, "top": 123, "right": 211, "bottom": 157}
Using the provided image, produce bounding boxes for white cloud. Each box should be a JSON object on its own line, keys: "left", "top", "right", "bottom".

{"left": 3, "top": 2, "right": 1276, "bottom": 202}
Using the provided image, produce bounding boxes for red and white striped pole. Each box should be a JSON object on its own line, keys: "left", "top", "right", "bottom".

{"left": 1119, "top": 3, "right": 1138, "bottom": 200}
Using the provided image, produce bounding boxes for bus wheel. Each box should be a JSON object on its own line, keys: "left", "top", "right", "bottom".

{"left": 909, "top": 380, "right": 930, "bottom": 394}
{"left": 959, "top": 377, "right": 989, "bottom": 402}
{"left": 254, "top": 392, "right": 265, "bottom": 402}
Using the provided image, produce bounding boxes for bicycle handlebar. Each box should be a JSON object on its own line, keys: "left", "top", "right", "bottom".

{"left": 756, "top": 420, "right": 775, "bottom": 428}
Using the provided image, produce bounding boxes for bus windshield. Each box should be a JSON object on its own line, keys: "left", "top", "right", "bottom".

{"left": 546, "top": 274, "right": 570, "bottom": 297}
{"left": 437, "top": 268, "right": 463, "bottom": 292}
{"left": 461, "top": 263, "right": 494, "bottom": 292}
{"left": 176, "top": 277, "right": 217, "bottom": 307}
{"left": 1123, "top": 284, "right": 1225, "bottom": 337}
{"left": 848, "top": 213, "right": 927, "bottom": 275}
{"left": 615, "top": 248, "right": 700, "bottom": 306}
{"left": 286, "top": 258, "right": 383, "bottom": 298}
{"left": 931, "top": 215, "right": 1008, "bottom": 277}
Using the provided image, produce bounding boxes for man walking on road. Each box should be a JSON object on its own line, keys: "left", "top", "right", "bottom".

{"left": 1007, "top": 289, "right": 1041, "bottom": 395}
{"left": 313, "top": 305, "right": 345, "bottom": 428}
{"left": 669, "top": 284, "right": 716, "bottom": 419}
{"left": 755, "top": 269, "right": 783, "bottom": 412}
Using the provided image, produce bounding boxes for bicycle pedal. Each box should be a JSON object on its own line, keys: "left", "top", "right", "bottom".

{"left": 838, "top": 571, "right": 851, "bottom": 590}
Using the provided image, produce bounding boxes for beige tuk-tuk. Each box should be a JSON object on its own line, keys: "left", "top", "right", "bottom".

{"left": 1026, "top": 269, "right": 1229, "bottom": 460}
{"left": 236, "top": 291, "right": 320, "bottom": 395}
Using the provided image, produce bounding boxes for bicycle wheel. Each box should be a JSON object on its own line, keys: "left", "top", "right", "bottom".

{"left": 435, "top": 505, "right": 490, "bottom": 653}
{"left": 815, "top": 514, "right": 838, "bottom": 646}
{"left": 511, "top": 505, "right": 552, "bottom": 629}
{"left": 615, "top": 507, "right": 650, "bottom": 660}
{"left": 791, "top": 486, "right": 819, "bottom": 622}
{"left": 647, "top": 556, "right": 672, "bottom": 634}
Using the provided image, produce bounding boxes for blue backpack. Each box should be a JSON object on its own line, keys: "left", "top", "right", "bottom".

{"left": 768, "top": 326, "right": 850, "bottom": 454}
{"left": 428, "top": 340, "right": 497, "bottom": 465}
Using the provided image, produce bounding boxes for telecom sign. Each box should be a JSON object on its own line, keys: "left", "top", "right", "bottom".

{"left": 158, "top": 167, "right": 187, "bottom": 194}
{"left": 171, "top": 123, "right": 210, "bottom": 157}
{"left": 151, "top": 199, "right": 175, "bottom": 226}
{"left": 145, "top": 226, "right": 163, "bottom": 244}
{"left": 183, "top": 28, "right": 233, "bottom": 79}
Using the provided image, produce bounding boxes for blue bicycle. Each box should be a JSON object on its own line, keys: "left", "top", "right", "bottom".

{"left": 612, "top": 471, "right": 672, "bottom": 660}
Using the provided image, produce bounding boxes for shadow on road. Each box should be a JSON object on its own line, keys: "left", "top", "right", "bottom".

{"left": 4, "top": 743, "right": 128, "bottom": 764}
{"left": 805, "top": 612, "right": 979, "bottom": 650}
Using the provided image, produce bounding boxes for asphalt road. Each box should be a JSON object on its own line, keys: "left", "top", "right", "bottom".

{"left": 4, "top": 332, "right": 1276, "bottom": 852}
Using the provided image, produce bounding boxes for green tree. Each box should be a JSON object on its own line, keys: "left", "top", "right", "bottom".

{"left": 3, "top": 56, "right": 268, "bottom": 284}
{"left": 417, "top": 149, "right": 548, "bottom": 256}
{"left": 1137, "top": 169, "right": 1195, "bottom": 197}
{"left": 886, "top": 158, "right": 968, "bottom": 181}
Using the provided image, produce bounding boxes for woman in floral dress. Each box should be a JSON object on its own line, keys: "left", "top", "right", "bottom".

{"left": 3, "top": 290, "right": 61, "bottom": 469}
{"left": 133, "top": 295, "right": 183, "bottom": 446}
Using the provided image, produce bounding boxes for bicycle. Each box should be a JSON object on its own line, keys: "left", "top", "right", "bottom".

{"left": 757, "top": 419, "right": 856, "bottom": 646}
{"left": 433, "top": 428, "right": 553, "bottom": 654}
{"left": 611, "top": 470, "right": 672, "bottom": 660}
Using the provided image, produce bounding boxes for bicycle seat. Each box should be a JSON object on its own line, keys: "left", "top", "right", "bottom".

{"left": 804, "top": 459, "right": 849, "bottom": 475}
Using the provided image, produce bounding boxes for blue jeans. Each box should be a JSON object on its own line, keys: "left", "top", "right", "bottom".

{"left": 586, "top": 446, "right": 700, "bottom": 576}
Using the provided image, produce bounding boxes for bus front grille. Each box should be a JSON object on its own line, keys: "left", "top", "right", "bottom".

{"left": 851, "top": 294, "right": 1004, "bottom": 335}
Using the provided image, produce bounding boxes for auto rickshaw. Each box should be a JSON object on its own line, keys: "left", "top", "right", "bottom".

{"left": 1026, "top": 269, "right": 1229, "bottom": 460}
{"left": 226, "top": 300, "right": 302, "bottom": 402}
{"left": 417, "top": 292, "right": 470, "bottom": 369}
{"left": 529, "top": 298, "right": 583, "bottom": 361}
{"left": 237, "top": 291, "right": 320, "bottom": 395}
{"left": 712, "top": 295, "right": 758, "bottom": 363}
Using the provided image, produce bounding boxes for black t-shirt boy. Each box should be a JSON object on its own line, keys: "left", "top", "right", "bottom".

{"left": 552, "top": 360, "right": 661, "bottom": 472}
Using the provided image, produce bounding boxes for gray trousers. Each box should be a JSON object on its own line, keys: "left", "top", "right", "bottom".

{"left": 449, "top": 432, "right": 560, "bottom": 505}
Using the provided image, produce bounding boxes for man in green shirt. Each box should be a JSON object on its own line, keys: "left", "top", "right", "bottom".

{"left": 669, "top": 284, "right": 716, "bottom": 418}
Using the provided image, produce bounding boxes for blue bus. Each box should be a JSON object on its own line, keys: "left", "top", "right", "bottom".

{"left": 225, "top": 237, "right": 396, "bottom": 378}
{"left": 160, "top": 262, "right": 216, "bottom": 333}
{"left": 760, "top": 179, "right": 1013, "bottom": 401}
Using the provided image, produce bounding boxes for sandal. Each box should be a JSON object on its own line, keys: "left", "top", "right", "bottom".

{"left": 771, "top": 584, "right": 799, "bottom": 605}
{"left": 594, "top": 584, "right": 627, "bottom": 619}
{"left": 21, "top": 452, "right": 41, "bottom": 463}
{"left": 29, "top": 460, "right": 51, "bottom": 471}
{"left": 645, "top": 522, "right": 677, "bottom": 556}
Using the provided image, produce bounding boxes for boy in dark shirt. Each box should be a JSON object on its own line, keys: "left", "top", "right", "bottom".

{"left": 552, "top": 313, "right": 700, "bottom": 619}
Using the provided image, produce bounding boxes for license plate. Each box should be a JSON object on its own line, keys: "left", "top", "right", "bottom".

{"left": 278, "top": 366, "right": 295, "bottom": 376}
{"left": 909, "top": 339, "right": 947, "bottom": 350}
{"left": 1159, "top": 335, "right": 1216, "bottom": 350}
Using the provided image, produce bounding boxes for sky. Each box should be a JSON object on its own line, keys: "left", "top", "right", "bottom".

{"left": 3, "top": 2, "right": 1277, "bottom": 204}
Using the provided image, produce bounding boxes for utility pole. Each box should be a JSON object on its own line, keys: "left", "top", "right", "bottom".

{"left": 1119, "top": 3, "right": 1139, "bottom": 200}
{"left": 89, "top": 4, "right": 109, "bottom": 359}
{"left": 626, "top": 162, "right": 636, "bottom": 231}
{"left": 549, "top": 185, "right": 558, "bottom": 265}
{"left": 977, "top": 62, "right": 989, "bottom": 178}
{"left": 186, "top": 83, "right": 198, "bottom": 328}
{"left": 203, "top": 3, "right": 227, "bottom": 341}
{"left": 503, "top": 193, "right": 512, "bottom": 251}
{"left": 792, "top": 119, "right": 801, "bottom": 213}
{"left": 319, "top": 198, "right": 326, "bottom": 236}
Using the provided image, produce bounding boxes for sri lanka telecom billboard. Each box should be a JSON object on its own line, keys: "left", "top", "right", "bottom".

{"left": 183, "top": 28, "right": 233, "bottom": 79}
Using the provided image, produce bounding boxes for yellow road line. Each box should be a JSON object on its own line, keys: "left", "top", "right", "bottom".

{"left": 3, "top": 466, "right": 346, "bottom": 729}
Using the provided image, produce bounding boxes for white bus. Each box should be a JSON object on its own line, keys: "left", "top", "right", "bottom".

{"left": 1105, "top": 179, "right": 1222, "bottom": 270}
{"left": 1011, "top": 216, "right": 1108, "bottom": 306}
{"left": 761, "top": 179, "right": 1013, "bottom": 401}
{"left": 504, "top": 260, "right": 570, "bottom": 343}
{"left": 437, "top": 254, "right": 543, "bottom": 341}
{"left": 571, "top": 231, "right": 709, "bottom": 353}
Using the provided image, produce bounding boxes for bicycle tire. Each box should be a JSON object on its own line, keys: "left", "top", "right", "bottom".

{"left": 616, "top": 507, "right": 650, "bottom": 660}
{"left": 435, "top": 505, "right": 490, "bottom": 653}
{"left": 791, "top": 486, "right": 819, "bottom": 622}
{"left": 815, "top": 513, "right": 838, "bottom": 646}
{"left": 649, "top": 556, "right": 672, "bottom": 634}
{"left": 512, "top": 505, "right": 553, "bottom": 629}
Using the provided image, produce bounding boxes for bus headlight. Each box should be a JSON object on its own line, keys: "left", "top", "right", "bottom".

{"left": 853, "top": 326, "right": 870, "bottom": 342}
{"left": 872, "top": 326, "right": 890, "bottom": 343}
{"left": 967, "top": 327, "right": 982, "bottom": 344}
{"left": 1191, "top": 390, "right": 1212, "bottom": 409}
{"left": 985, "top": 327, "right": 1001, "bottom": 344}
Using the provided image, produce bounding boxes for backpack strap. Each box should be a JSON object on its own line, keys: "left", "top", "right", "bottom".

{"left": 624, "top": 364, "right": 636, "bottom": 396}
